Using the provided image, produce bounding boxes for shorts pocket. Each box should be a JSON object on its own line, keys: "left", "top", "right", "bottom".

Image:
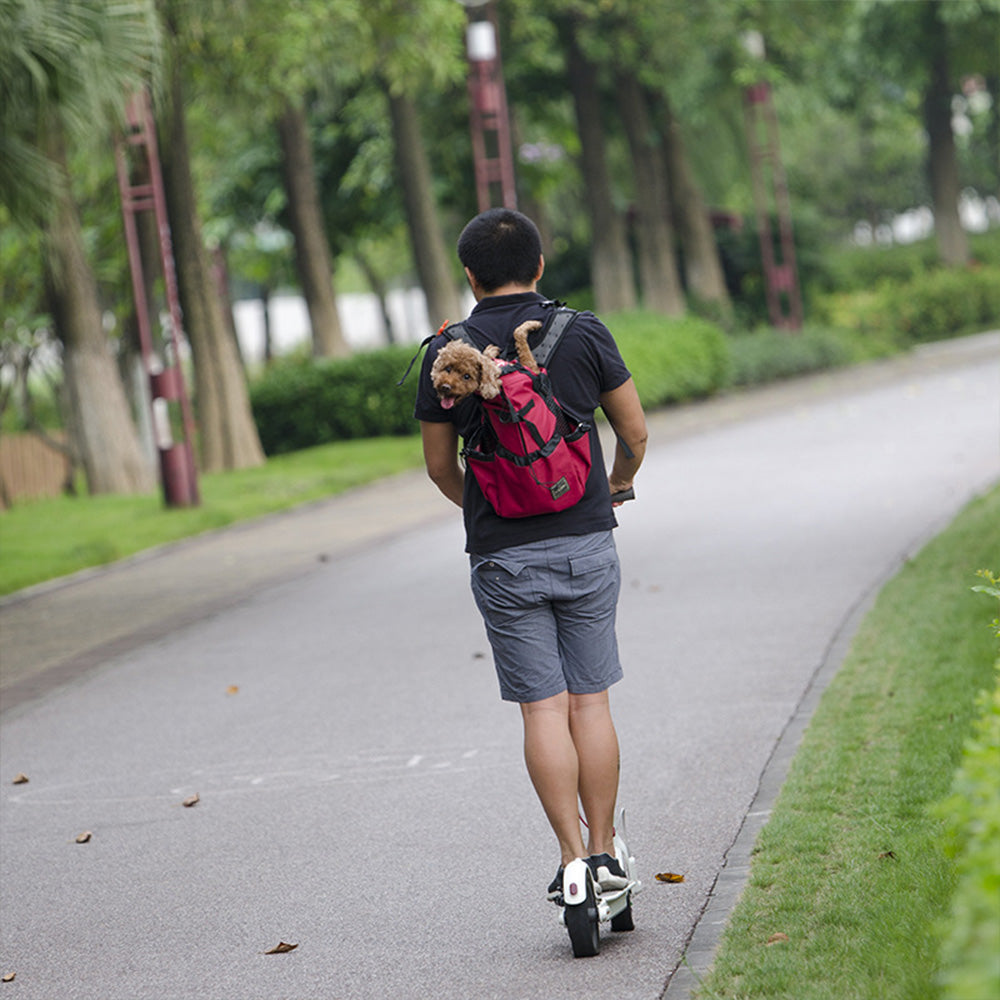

{"left": 566, "top": 544, "right": 620, "bottom": 602}
{"left": 569, "top": 547, "right": 616, "bottom": 577}
{"left": 470, "top": 556, "right": 529, "bottom": 615}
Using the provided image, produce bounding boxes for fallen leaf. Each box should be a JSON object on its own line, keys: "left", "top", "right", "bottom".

{"left": 2, "top": 972, "right": 15, "bottom": 982}
{"left": 655, "top": 872, "right": 685, "bottom": 883}
{"left": 182, "top": 792, "right": 200, "bottom": 808}
{"left": 226, "top": 685, "right": 239, "bottom": 695}
{"left": 75, "top": 831, "right": 92, "bottom": 843}
{"left": 767, "top": 932, "right": 789, "bottom": 945}
{"left": 11, "top": 773, "right": 28, "bottom": 785}
{"left": 878, "top": 850, "right": 897, "bottom": 860}
{"left": 264, "top": 941, "right": 298, "bottom": 954}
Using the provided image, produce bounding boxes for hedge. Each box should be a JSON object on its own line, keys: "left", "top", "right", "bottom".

{"left": 815, "top": 264, "right": 1000, "bottom": 345}
{"left": 250, "top": 312, "right": 735, "bottom": 454}
{"left": 249, "top": 345, "right": 419, "bottom": 455}
{"left": 933, "top": 671, "right": 1000, "bottom": 1000}
{"left": 602, "top": 311, "right": 731, "bottom": 409}
{"left": 249, "top": 257, "right": 997, "bottom": 455}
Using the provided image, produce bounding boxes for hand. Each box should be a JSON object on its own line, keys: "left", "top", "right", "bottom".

{"left": 608, "top": 478, "right": 634, "bottom": 507}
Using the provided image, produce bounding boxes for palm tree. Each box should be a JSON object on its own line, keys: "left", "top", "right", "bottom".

{"left": 0, "top": 0, "right": 159, "bottom": 494}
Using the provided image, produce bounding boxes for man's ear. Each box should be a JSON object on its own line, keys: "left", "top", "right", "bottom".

{"left": 464, "top": 266, "right": 484, "bottom": 301}
{"left": 535, "top": 255, "right": 545, "bottom": 283}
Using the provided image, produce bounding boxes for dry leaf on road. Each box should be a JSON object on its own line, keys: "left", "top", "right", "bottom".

{"left": 655, "top": 872, "right": 684, "bottom": 883}
{"left": 75, "top": 831, "right": 92, "bottom": 843}
{"left": 182, "top": 793, "right": 200, "bottom": 808}
{"left": 264, "top": 942, "right": 298, "bottom": 954}
{"left": 12, "top": 774, "right": 28, "bottom": 785}
{"left": 2, "top": 971, "right": 15, "bottom": 982}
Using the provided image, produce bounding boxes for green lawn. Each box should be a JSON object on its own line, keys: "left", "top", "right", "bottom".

{"left": 694, "top": 486, "right": 1000, "bottom": 1000}
{"left": 0, "top": 434, "right": 424, "bottom": 596}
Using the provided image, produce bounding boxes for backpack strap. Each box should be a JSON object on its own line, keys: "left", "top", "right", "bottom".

{"left": 529, "top": 306, "right": 579, "bottom": 369}
{"left": 446, "top": 304, "right": 579, "bottom": 367}
{"left": 396, "top": 306, "right": 579, "bottom": 387}
{"left": 396, "top": 320, "right": 461, "bottom": 387}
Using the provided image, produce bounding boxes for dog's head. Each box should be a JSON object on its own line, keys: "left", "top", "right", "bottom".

{"left": 430, "top": 340, "right": 502, "bottom": 408}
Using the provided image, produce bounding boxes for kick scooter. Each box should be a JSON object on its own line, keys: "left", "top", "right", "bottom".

{"left": 555, "top": 808, "right": 641, "bottom": 957}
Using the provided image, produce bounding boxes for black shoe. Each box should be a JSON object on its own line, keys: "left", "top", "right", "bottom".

{"left": 547, "top": 866, "right": 564, "bottom": 903}
{"left": 586, "top": 852, "right": 628, "bottom": 891}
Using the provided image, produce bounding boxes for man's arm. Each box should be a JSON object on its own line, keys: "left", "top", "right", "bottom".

{"left": 599, "top": 377, "right": 648, "bottom": 498}
{"left": 420, "top": 420, "right": 464, "bottom": 507}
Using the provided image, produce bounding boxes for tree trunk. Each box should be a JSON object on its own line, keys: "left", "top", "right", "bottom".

{"left": 42, "top": 130, "right": 155, "bottom": 496}
{"left": 660, "top": 97, "right": 732, "bottom": 318}
{"left": 354, "top": 249, "right": 396, "bottom": 345}
{"left": 923, "top": 1, "right": 969, "bottom": 267}
{"left": 158, "top": 57, "right": 265, "bottom": 472}
{"left": 563, "top": 24, "right": 637, "bottom": 314}
{"left": 616, "top": 72, "right": 685, "bottom": 316}
{"left": 261, "top": 284, "right": 274, "bottom": 363}
{"left": 386, "top": 90, "right": 463, "bottom": 330}
{"left": 276, "top": 100, "right": 350, "bottom": 358}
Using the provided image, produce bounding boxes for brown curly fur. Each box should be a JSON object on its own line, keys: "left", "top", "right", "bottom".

{"left": 430, "top": 340, "right": 503, "bottom": 406}
{"left": 430, "top": 319, "right": 544, "bottom": 409}
{"left": 512, "top": 320, "right": 542, "bottom": 373}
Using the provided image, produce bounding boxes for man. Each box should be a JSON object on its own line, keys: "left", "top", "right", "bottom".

{"left": 415, "top": 208, "right": 647, "bottom": 898}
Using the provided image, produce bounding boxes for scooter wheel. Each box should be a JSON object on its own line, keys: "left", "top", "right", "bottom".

{"left": 565, "top": 876, "right": 600, "bottom": 957}
{"left": 610, "top": 892, "right": 634, "bottom": 932}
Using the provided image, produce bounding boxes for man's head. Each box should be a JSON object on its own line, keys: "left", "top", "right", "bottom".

{"left": 457, "top": 209, "right": 543, "bottom": 295}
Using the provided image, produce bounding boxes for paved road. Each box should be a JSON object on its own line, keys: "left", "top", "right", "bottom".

{"left": 1, "top": 333, "right": 997, "bottom": 1000}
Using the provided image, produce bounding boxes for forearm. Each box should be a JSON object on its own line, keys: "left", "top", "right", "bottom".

{"left": 609, "top": 434, "right": 646, "bottom": 494}
{"left": 421, "top": 421, "right": 464, "bottom": 508}
{"left": 600, "top": 378, "right": 647, "bottom": 494}
{"left": 428, "top": 462, "right": 465, "bottom": 507}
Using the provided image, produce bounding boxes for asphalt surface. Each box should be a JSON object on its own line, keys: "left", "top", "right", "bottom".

{"left": 1, "top": 331, "right": 998, "bottom": 1000}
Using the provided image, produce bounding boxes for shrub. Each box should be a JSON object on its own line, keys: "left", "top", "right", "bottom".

{"left": 727, "top": 325, "right": 860, "bottom": 386}
{"left": 813, "top": 264, "right": 1000, "bottom": 345}
{"left": 889, "top": 266, "right": 1000, "bottom": 343}
{"left": 608, "top": 311, "right": 732, "bottom": 409}
{"left": 933, "top": 670, "right": 1000, "bottom": 1000}
{"left": 250, "top": 345, "right": 419, "bottom": 455}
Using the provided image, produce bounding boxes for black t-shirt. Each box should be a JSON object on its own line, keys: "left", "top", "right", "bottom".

{"left": 414, "top": 292, "right": 632, "bottom": 554}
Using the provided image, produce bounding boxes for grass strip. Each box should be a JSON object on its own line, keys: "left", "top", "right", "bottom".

{"left": 694, "top": 485, "right": 1000, "bottom": 1000}
{"left": 0, "top": 434, "right": 424, "bottom": 597}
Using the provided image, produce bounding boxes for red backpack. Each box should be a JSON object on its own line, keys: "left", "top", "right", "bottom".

{"left": 441, "top": 307, "right": 592, "bottom": 518}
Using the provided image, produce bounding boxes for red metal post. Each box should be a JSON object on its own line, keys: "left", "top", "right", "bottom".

{"left": 463, "top": 3, "right": 517, "bottom": 212}
{"left": 744, "top": 79, "right": 803, "bottom": 331}
{"left": 115, "top": 89, "right": 200, "bottom": 506}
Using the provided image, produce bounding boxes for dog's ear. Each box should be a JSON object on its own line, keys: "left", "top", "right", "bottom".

{"left": 478, "top": 358, "right": 502, "bottom": 399}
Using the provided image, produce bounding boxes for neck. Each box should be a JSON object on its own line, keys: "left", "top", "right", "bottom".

{"left": 474, "top": 282, "right": 536, "bottom": 302}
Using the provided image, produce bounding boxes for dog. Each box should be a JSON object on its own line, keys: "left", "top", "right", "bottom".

{"left": 430, "top": 320, "right": 543, "bottom": 409}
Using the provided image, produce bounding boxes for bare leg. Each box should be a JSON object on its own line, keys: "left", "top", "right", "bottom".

{"left": 520, "top": 692, "right": 587, "bottom": 865}
{"left": 569, "top": 689, "right": 620, "bottom": 857}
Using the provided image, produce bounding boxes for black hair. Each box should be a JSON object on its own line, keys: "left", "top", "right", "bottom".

{"left": 457, "top": 209, "right": 542, "bottom": 293}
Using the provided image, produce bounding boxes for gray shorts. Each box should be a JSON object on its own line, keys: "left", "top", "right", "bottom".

{"left": 469, "top": 531, "right": 623, "bottom": 703}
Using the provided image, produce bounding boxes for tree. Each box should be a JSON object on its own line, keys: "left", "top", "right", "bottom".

{"left": 0, "top": 0, "right": 158, "bottom": 495}
{"left": 615, "top": 71, "right": 685, "bottom": 316}
{"left": 386, "top": 89, "right": 464, "bottom": 327}
{"left": 557, "top": 11, "right": 637, "bottom": 314}
{"left": 921, "top": 1, "right": 969, "bottom": 265}
{"left": 180, "top": 0, "right": 353, "bottom": 359}
{"left": 276, "top": 98, "right": 350, "bottom": 357}
{"left": 363, "top": 0, "right": 466, "bottom": 328}
{"left": 155, "top": 16, "right": 266, "bottom": 472}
